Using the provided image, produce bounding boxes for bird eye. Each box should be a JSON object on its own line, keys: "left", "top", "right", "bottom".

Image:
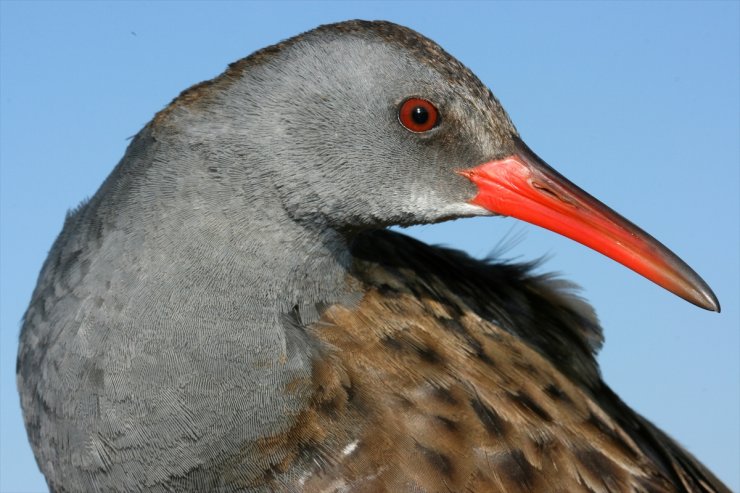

{"left": 398, "top": 98, "right": 439, "bottom": 133}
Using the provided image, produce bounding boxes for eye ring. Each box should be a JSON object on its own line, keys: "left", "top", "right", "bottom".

{"left": 398, "top": 98, "right": 439, "bottom": 133}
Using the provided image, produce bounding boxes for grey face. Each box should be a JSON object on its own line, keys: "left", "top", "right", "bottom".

{"left": 186, "top": 25, "right": 520, "bottom": 231}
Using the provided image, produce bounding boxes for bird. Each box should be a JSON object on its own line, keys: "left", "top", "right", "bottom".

{"left": 17, "top": 20, "right": 728, "bottom": 493}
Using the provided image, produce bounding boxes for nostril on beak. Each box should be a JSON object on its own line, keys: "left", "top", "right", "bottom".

{"left": 531, "top": 180, "right": 576, "bottom": 206}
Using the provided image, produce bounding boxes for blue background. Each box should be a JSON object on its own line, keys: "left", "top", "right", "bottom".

{"left": 1, "top": 2, "right": 737, "bottom": 491}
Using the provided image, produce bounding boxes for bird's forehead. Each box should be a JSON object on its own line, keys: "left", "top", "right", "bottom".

{"left": 326, "top": 23, "right": 479, "bottom": 80}
{"left": 311, "top": 22, "right": 491, "bottom": 98}
{"left": 289, "top": 35, "right": 443, "bottom": 89}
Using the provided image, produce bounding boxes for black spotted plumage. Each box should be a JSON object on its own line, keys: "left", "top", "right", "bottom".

{"left": 253, "top": 230, "right": 725, "bottom": 493}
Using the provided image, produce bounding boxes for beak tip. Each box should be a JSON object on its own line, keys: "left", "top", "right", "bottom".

{"left": 689, "top": 281, "right": 721, "bottom": 312}
{"left": 702, "top": 291, "right": 721, "bottom": 313}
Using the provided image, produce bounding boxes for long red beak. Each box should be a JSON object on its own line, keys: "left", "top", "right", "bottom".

{"left": 459, "top": 137, "right": 719, "bottom": 311}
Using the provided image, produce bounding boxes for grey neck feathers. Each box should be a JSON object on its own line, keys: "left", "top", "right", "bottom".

{"left": 74, "top": 120, "right": 356, "bottom": 319}
{"left": 21, "top": 117, "right": 356, "bottom": 490}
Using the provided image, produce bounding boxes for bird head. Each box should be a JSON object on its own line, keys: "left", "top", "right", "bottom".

{"left": 154, "top": 20, "right": 718, "bottom": 311}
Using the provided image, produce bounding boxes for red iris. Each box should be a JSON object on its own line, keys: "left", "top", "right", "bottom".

{"left": 398, "top": 98, "right": 439, "bottom": 133}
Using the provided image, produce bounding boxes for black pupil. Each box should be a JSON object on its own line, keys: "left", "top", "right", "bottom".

{"left": 411, "top": 106, "right": 429, "bottom": 125}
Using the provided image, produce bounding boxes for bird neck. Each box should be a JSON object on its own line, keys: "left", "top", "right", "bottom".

{"left": 82, "top": 125, "right": 357, "bottom": 315}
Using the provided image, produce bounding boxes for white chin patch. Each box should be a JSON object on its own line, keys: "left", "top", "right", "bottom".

{"left": 437, "top": 202, "right": 493, "bottom": 218}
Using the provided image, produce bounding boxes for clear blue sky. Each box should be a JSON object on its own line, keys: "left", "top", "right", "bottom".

{"left": 1, "top": 2, "right": 737, "bottom": 491}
